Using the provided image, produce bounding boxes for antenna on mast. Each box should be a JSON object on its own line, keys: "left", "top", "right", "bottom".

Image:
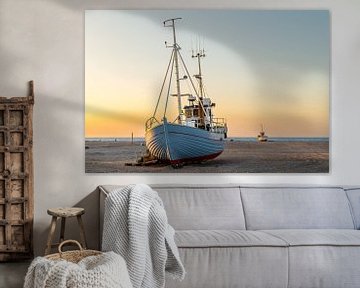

{"left": 163, "top": 17, "right": 182, "bottom": 27}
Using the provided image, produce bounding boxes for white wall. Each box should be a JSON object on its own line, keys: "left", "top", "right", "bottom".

{"left": 0, "top": 0, "right": 359, "bottom": 256}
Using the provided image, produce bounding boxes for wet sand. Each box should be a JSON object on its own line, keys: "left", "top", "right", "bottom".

{"left": 85, "top": 140, "right": 329, "bottom": 173}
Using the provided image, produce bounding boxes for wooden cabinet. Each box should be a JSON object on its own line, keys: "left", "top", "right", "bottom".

{"left": 0, "top": 81, "right": 34, "bottom": 261}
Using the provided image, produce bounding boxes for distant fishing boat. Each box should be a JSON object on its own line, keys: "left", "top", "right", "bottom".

{"left": 258, "top": 124, "right": 268, "bottom": 142}
{"left": 145, "top": 18, "right": 228, "bottom": 166}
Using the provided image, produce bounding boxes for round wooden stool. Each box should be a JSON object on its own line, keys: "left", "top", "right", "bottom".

{"left": 45, "top": 207, "right": 87, "bottom": 255}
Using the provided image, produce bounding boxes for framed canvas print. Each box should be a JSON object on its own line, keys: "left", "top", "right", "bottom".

{"left": 85, "top": 10, "right": 329, "bottom": 173}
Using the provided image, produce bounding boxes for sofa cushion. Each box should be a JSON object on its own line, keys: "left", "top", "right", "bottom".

{"left": 100, "top": 185, "right": 246, "bottom": 230}
{"left": 261, "top": 230, "right": 360, "bottom": 288}
{"left": 241, "top": 187, "right": 355, "bottom": 230}
{"left": 175, "top": 230, "right": 287, "bottom": 248}
{"left": 154, "top": 186, "right": 246, "bottom": 230}
{"left": 262, "top": 229, "right": 360, "bottom": 246}
{"left": 165, "top": 246, "right": 288, "bottom": 288}
{"left": 287, "top": 246, "right": 360, "bottom": 288}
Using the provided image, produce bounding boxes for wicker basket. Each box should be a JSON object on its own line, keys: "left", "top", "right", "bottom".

{"left": 45, "top": 240, "right": 102, "bottom": 263}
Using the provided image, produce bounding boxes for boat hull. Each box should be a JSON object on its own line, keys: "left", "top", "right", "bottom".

{"left": 145, "top": 121, "right": 224, "bottom": 164}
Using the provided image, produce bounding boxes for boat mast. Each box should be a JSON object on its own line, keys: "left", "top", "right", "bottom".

{"left": 193, "top": 49, "right": 205, "bottom": 98}
{"left": 192, "top": 48, "right": 206, "bottom": 127}
{"left": 164, "top": 18, "right": 182, "bottom": 124}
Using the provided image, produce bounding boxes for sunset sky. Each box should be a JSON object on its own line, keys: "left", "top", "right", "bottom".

{"left": 85, "top": 10, "right": 329, "bottom": 138}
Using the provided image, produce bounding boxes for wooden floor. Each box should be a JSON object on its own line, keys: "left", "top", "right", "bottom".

{"left": 0, "top": 261, "right": 30, "bottom": 288}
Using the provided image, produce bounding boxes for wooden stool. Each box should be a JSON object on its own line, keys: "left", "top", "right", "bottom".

{"left": 45, "top": 207, "right": 87, "bottom": 255}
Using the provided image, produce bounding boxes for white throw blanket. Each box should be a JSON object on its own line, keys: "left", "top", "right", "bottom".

{"left": 102, "top": 184, "right": 185, "bottom": 288}
{"left": 24, "top": 251, "right": 132, "bottom": 288}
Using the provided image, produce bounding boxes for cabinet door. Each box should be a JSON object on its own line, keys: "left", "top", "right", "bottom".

{"left": 0, "top": 101, "right": 33, "bottom": 261}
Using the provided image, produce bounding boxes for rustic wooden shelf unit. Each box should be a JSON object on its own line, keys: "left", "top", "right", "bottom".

{"left": 0, "top": 81, "right": 34, "bottom": 261}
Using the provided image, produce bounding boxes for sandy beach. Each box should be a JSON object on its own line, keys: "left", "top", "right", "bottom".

{"left": 85, "top": 140, "right": 329, "bottom": 173}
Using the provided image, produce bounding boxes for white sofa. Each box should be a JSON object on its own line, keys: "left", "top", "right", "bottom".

{"left": 99, "top": 185, "right": 360, "bottom": 288}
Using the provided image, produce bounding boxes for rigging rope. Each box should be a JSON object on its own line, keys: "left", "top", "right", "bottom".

{"left": 163, "top": 51, "right": 175, "bottom": 118}
{"left": 152, "top": 49, "right": 175, "bottom": 118}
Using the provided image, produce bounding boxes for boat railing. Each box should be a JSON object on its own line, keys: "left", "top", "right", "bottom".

{"left": 211, "top": 118, "right": 227, "bottom": 133}
{"left": 145, "top": 117, "right": 160, "bottom": 131}
{"left": 211, "top": 118, "right": 227, "bottom": 127}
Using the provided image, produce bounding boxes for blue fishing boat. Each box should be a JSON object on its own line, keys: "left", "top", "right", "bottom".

{"left": 145, "top": 18, "right": 228, "bottom": 166}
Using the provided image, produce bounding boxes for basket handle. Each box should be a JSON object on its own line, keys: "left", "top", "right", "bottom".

{"left": 58, "top": 240, "right": 83, "bottom": 255}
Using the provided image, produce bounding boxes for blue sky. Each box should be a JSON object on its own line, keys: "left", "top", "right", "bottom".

{"left": 85, "top": 10, "right": 329, "bottom": 137}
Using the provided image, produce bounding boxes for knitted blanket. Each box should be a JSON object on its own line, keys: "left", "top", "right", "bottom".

{"left": 24, "top": 251, "right": 132, "bottom": 288}
{"left": 102, "top": 184, "right": 185, "bottom": 288}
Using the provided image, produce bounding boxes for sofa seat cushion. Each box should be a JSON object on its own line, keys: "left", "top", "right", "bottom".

{"left": 166, "top": 246, "right": 289, "bottom": 288}
{"left": 260, "top": 230, "right": 360, "bottom": 288}
{"left": 175, "top": 230, "right": 288, "bottom": 248}
{"left": 262, "top": 229, "right": 360, "bottom": 246}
